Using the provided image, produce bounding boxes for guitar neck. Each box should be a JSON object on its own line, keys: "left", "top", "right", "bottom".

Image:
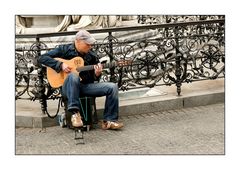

{"left": 76, "top": 65, "right": 94, "bottom": 72}
{"left": 76, "top": 62, "right": 116, "bottom": 72}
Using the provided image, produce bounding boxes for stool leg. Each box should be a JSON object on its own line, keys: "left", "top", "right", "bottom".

{"left": 86, "top": 125, "right": 91, "bottom": 131}
{"left": 92, "top": 97, "right": 98, "bottom": 124}
{"left": 74, "top": 127, "right": 84, "bottom": 145}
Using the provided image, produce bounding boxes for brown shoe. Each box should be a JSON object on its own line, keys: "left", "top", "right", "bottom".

{"left": 102, "top": 121, "right": 123, "bottom": 130}
{"left": 71, "top": 112, "right": 83, "bottom": 127}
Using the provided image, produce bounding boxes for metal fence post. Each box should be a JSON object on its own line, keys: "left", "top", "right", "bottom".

{"left": 108, "top": 32, "right": 116, "bottom": 82}
{"left": 174, "top": 27, "right": 182, "bottom": 96}
{"left": 36, "top": 37, "right": 47, "bottom": 114}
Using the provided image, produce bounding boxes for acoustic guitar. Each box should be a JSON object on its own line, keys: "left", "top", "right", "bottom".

{"left": 46, "top": 56, "right": 131, "bottom": 88}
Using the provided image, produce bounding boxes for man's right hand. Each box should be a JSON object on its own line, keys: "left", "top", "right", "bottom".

{"left": 61, "top": 63, "right": 72, "bottom": 73}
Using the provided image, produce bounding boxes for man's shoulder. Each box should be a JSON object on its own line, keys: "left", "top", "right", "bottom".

{"left": 88, "top": 50, "right": 97, "bottom": 57}
{"left": 58, "top": 43, "right": 74, "bottom": 50}
{"left": 85, "top": 50, "right": 99, "bottom": 63}
{"left": 58, "top": 43, "right": 77, "bottom": 57}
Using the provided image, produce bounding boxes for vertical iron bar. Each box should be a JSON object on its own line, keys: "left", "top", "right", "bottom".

{"left": 36, "top": 37, "right": 47, "bottom": 114}
{"left": 174, "top": 27, "right": 182, "bottom": 96}
{"left": 108, "top": 32, "right": 116, "bottom": 82}
{"left": 165, "top": 15, "right": 169, "bottom": 37}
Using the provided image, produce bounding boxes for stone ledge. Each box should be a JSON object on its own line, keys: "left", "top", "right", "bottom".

{"left": 16, "top": 91, "right": 224, "bottom": 128}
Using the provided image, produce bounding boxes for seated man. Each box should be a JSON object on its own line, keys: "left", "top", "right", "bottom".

{"left": 38, "top": 29, "right": 123, "bottom": 130}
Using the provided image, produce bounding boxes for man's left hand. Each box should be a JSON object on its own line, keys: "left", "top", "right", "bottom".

{"left": 94, "top": 63, "right": 103, "bottom": 77}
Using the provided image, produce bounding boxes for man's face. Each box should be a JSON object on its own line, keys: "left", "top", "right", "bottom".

{"left": 75, "top": 39, "right": 92, "bottom": 54}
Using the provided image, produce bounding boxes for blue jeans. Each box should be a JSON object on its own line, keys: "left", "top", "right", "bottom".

{"left": 62, "top": 73, "right": 119, "bottom": 121}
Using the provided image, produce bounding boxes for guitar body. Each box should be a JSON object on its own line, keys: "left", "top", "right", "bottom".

{"left": 47, "top": 57, "right": 84, "bottom": 88}
{"left": 46, "top": 56, "right": 131, "bottom": 88}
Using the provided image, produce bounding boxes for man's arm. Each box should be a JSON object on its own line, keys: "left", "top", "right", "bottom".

{"left": 38, "top": 46, "right": 64, "bottom": 73}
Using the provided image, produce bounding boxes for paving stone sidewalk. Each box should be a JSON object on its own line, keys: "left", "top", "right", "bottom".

{"left": 15, "top": 103, "right": 224, "bottom": 155}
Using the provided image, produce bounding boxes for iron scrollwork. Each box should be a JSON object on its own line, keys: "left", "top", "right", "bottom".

{"left": 15, "top": 17, "right": 225, "bottom": 117}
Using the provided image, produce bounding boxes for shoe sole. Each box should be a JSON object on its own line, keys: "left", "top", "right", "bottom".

{"left": 72, "top": 124, "right": 83, "bottom": 128}
{"left": 72, "top": 120, "right": 83, "bottom": 127}
{"left": 111, "top": 125, "right": 123, "bottom": 130}
{"left": 102, "top": 125, "right": 123, "bottom": 130}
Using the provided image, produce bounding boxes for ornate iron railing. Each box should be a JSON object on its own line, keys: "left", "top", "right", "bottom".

{"left": 15, "top": 18, "right": 225, "bottom": 116}
{"left": 137, "top": 15, "right": 224, "bottom": 25}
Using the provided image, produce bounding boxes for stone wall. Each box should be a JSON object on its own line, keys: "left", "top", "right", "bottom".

{"left": 16, "top": 15, "right": 139, "bottom": 34}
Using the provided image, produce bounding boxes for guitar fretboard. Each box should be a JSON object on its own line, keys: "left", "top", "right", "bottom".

{"left": 76, "top": 62, "right": 117, "bottom": 72}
